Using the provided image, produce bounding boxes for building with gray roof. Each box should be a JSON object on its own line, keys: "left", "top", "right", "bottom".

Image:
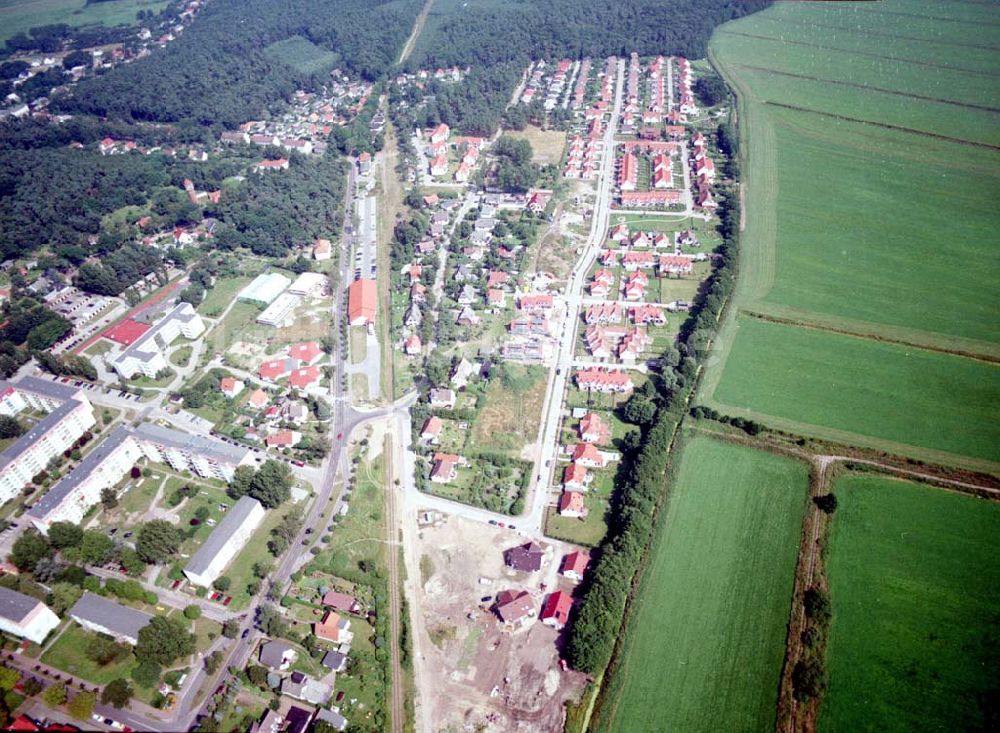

{"left": 69, "top": 592, "right": 153, "bottom": 645}
{"left": 184, "top": 495, "right": 266, "bottom": 587}
{"left": 0, "top": 587, "right": 60, "bottom": 644}
{"left": 132, "top": 422, "right": 253, "bottom": 481}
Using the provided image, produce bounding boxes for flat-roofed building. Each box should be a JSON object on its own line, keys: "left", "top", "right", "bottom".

{"left": 27, "top": 426, "right": 142, "bottom": 533}
{"left": 0, "top": 378, "right": 95, "bottom": 505}
{"left": 256, "top": 293, "right": 301, "bottom": 327}
{"left": 288, "top": 271, "right": 327, "bottom": 297}
{"left": 69, "top": 592, "right": 152, "bottom": 645}
{"left": 132, "top": 422, "right": 254, "bottom": 482}
{"left": 238, "top": 272, "right": 291, "bottom": 305}
{"left": 0, "top": 587, "right": 59, "bottom": 644}
{"left": 184, "top": 496, "right": 266, "bottom": 587}
{"left": 112, "top": 302, "right": 205, "bottom": 379}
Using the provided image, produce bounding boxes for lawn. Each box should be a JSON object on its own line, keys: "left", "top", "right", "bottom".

{"left": 593, "top": 435, "right": 808, "bottom": 733}
{"left": 821, "top": 475, "right": 1000, "bottom": 733}
{"left": 544, "top": 471, "right": 615, "bottom": 547}
{"left": 709, "top": 317, "right": 1000, "bottom": 466}
{"left": 198, "top": 275, "right": 252, "bottom": 318}
{"left": 169, "top": 344, "right": 193, "bottom": 367}
{"left": 468, "top": 363, "right": 547, "bottom": 457}
{"left": 264, "top": 35, "right": 340, "bottom": 75}
{"left": 0, "top": 0, "right": 168, "bottom": 44}
{"left": 349, "top": 326, "right": 368, "bottom": 364}
{"left": 506, "top": 125, "right": 566, "bottom": 164}
{"left": 41, "top": 623, "right": 137, "bottom": 686}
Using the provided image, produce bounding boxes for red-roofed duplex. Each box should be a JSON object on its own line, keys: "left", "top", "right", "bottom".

{"left": 288, "top": 365, "right": 321, "bottom": 389}
{"left": 287, "top": 341, "right": 323, "bottom": 365}
{"left": 540, "top": 591, "right": 573, "bottom": 629}
{"left": 562, "top": 463, "right": 589, "bottom": 491}
{"left": 572, "top": 443, "right": 605, "bottom": 468}
{"left": 558, "top": 491, "right": 586, "bottom": 518}
{"left": 259, "top": 357, "right": 299, "bottom": 381}
{"left": 575, "top": 368, "right": 634, "bottom": 394}
{"left": 518, "top": 294, "right": 553, "bottom": 313}
{"left": 579, "top": 412, "right": 610, "bottom": 444}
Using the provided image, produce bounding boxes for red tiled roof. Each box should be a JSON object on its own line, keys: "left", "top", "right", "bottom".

{"left": 348, "top": 279, "right": 377, "bottom": 324}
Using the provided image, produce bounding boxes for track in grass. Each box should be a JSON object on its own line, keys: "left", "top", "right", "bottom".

{"left": 822, "top": 475, "right": 1000, "bottom": 732}
{"left": 593, "top": 436, "right": 808, "bottom": 733}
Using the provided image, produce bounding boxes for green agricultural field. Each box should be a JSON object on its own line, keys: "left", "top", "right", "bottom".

{"left": 264, "top": 35, "right": 340, "bottom": 75}
{"left": 708, "top": 317, "right": 1000, "bottom": 467}
{"left": 822, "top": 475, "right": 1000, "bottom": 733}
{"left": 593, "top": 435, "right": 808, "bottom": 733}
{"left": 0, "top": 0, "right": 168, "bottom": 44}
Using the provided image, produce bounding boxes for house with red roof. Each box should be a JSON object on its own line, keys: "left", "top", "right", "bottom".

{"left": 609, "top": 223, "right": 630, "bottom": 242}
{"left": 630, "top": 305, "right": 667, "bottom": 325}
{"left": 288, "top": 366, "right": 321, "bottom": 390}
{"left": 404, "top": 334, "right": 422, "bottom": 356}
{"left": 563, "top": 463, "right": 590, "bottom": 491}
{"left": 579, "top": 412, "right": 610, "bottom": 444}
{"left": 429, "top": 155, "right": 448, "bottom": 177}
{"left": 572, "top": 443, "right": 606, "bottom": 468}
{"left": 348, "top": 279, "right": 377, "bottom": 326}
{"left": 659, "top": 255, "right": 694, "bottom": 277}
{"left": 622, "top": 251, "right": 656, "bottom": 271}
{"left": 585, "top": 326, "right": 611, "bottom": 359}
{"left": 248, "top": 388, "right": 269, "bottom": 409}
{"left": 420, "top": 416, "right": 443, "bottom": 443}
{"left": 287, "top": 341, "right": 323, "bottom": 365}
{"left": 561, "top": 551, "right": 590, "bottom": 582}
{"left": 313, "top": 238, "right": 332, "bottom": 261}
{"left": 540, "top": 591, "right": 573, "bottom": 629}
{"left": 253, "top": 158, "right": 289, "bottom": 173}
{"left": 220, "top": 377, "right": 244, "bottom": 399}
{"left": 259, "top": 357, "right": 299, "bottom": 382}
{"left": 559, "top": 491, "right": 587, "bottom": 518}
{"left": 518, "top": 294, "right": 553, "bottom": 313}
{"left": 487, "top": 270, "right": 510, "bottom": 289}
{"left": 575, "top": 367, "right": 634, "bottom": 394}
{"left": 266, "top": 429, "right": 301, "bottom": 448}
{"left": 584, "top": 303, "right": 623, "bottom": 325}
{"left": 617, "top": 152, "right": 638, "bottom": 191}
{"left": 430, "top": 453, "right": 460, "bottom": 483}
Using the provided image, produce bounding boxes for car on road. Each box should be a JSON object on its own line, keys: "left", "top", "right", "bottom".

{"left": 480, "top": 596, "right": 492, "bottom": 603}
{"left": 488, "top": 520, "right": 497, "bottom": 525}
{"left": 337, "top": 432, "right": 343, "bottom": 440}
{"left": 242, "top": 628, "right": 250, "bottom": 639}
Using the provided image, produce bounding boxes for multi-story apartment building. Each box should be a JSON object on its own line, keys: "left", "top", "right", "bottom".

{"left": 0, "top": 378, "right": 95, "bottom": 505}
{"left": 112, "top": 302, "right": 205, "bottom": 379}
{"left": 27, "top": 423, "right": 253, "bottom": 534}
{"left": 0, "top": 587, "right": 60, "bottom": 644}
{"left": 184, "top": 496, "right": 266, "bottom": 587}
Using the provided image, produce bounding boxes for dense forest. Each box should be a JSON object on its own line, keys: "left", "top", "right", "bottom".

{"left": 399, "top": 0, "right": 768, "bottom": 133}
{"left": 53, "top": 0, "right": 422, "bottom": 127}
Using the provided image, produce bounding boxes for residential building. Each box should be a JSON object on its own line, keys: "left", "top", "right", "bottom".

{"left": 559, "top": 491, "right": 587, "bottom": 518}
{"left": 0, "top": 378, "right": 96, "bottom": 505}
{"left": 575, "top": 367, "right": 634, "bottom": 394}
{"left": 572, "top": 442, "right": 606, "bottom": 468}
{"left": 312, "top": 238, "right": 332, "bottom": 261}
{"left": 429, "top": 388, "right": 456, "bottom": 409}
{"left": 27, "top": 426, "right": 141, "bottom": 533}
{"left": 287, "top": 341, "right": 323, "bottom": 365}
{"left": 184, "top": 496, "right": 266, "bottom": 587}
{"left": 112, "top": 302, "right": 206, "bottom": 379}
{"left": 220, "top": 378, "right": 245, "bottom": 399}
{"left": 579, "top": 412, "right": 610, "bottom": 444}
{"left": 659, "top": 255, "right": 694, "bottom": 277}
{"left": 315, "top": 708, "right": 348, "bottom": 732}
{"left": 281, "top": 672, "right": 332, "bottom": 705}
{"left": 420, "top": 416, "right": 442, "bottom": 443}
{"left": 68, "top": 592, "right": 152, "bottom": 645}
{"left": 505, "top": 542, "right": 545, "bottom": 573}
{"left": 494, "top": 589, "right": 535, "bottom": 626}
{"left": 315, "top": 611, "right": 353, "bottom": 643}
{"left": 540, "top": 591, "right": 573, "bottom": 629}
{"left": 288, "top": 366, "right": 321, "bottom": 390}
{"left": 132, "top": 422, "right": 254, "bottom": 481}
{"left": 561, "top": 551, "right": 590, "bottom": 582}
{"left": 562, "top": 463, "right": 589, "bottom": 491}
{"left": 322, "top": 591, "right": 361, "bottom": 614}
{"left": 0, "top": 587, "right": 59, "bottom": 644}
{"left": 322, "top": 650, "right": 348, "bottom": 673}
{"left": 259, "top": 639, "right": 297, "bottom": 670}
{"left": 259, "top": 357, "right": 299, "bottom": 382}
{"left": 430, "top": 453, "right": 459, "bottom": 483}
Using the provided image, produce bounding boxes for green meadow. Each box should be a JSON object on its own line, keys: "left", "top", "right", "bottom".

{"left": 0, "top": 0, "right": 168, "bottom": 44}
{"left": 702, "top": 0, "right": 1000, "bottom": 465}
{"left": 822, "top": 475, "right": 1000, "bottom": 732}
{"left": 593, "top": 436, "right": 808, "bottom": 733}
{"left": 264, "top": 36, "right": 340, "bottom": 75}
{"left": 710, "top": 317, "right": 1000, "bottom": 465}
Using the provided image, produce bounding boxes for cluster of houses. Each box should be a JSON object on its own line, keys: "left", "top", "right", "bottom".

{"left": 1, "top": 1, "right": 206, "bottom": 122}
{"left": 492, "top": 541, "right": 590, "bottom": 632}
{"left": 222, "top": 74, "right": 374, "bottom": 160}
{"left": 615, "top": 139, "right": 684, "bottom": 209}
{"left": 421, "top": 123, "right": 488, "bottom": 183}
{"left": 393, "top": 66, "right": 467, "bottom": 88}
{"left": 557, "top": 412, "right": 619, "bottom": 518}
{"left": 564, "top": 57, "right": 616, "bottom": 179}
{"left": 690, "top": 130, "right": 718, "bottom": 210}
{"left": 250, "top": 588, "right": 365, "bottom": 732}
{"left": 502, "top": 291, "right": 556, "bottom": 362}
{"left": 620, "top": 53, "right": 670, "bottom": 134}
{"left": 521, "top": 58, "right": 578, "bottom": 111}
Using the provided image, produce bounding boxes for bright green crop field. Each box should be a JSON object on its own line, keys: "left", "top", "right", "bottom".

{"left": 592, "top": 436, "right": 808, "bottom": 733}
{"left": 709, "top": 318, "right": 1000, "bottom": 466}
{"left": 822, "top": 475, "right": 1000, "bottom": 733}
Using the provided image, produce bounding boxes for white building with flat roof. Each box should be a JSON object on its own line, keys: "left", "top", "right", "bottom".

{"left": 132, "top": 422, "right": 254, "bottom": 482}
{"left": 0, "top": 378, "right": 95, "bottom": 505}
{"left": 288, "top": 271, "right": 327, "bottom": 297}
{"left": 0, "top": 587, "right": 59, "bottom": 644}
{"left": 238, "top": 272, "right": 291, "bottom": 305}
{"left": 184, "top": 496, "right": 266, "bottom": 587}
{"left": 112, "top": 302, "right": 205, "bottom": 379}
{"left": 256, "top": 292, "right": 301, "bottom": 327}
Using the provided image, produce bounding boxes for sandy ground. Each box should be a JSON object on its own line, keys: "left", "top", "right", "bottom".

{"left": 412, "top": 515, "right": 587, "bottom": 732}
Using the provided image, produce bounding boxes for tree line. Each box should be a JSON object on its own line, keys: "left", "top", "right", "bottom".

{"left": 566, "top": 131, "right": 744, "bottom": 675}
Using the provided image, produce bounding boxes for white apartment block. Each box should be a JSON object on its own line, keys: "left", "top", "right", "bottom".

{"left": 112, "top": 302, "right": 205, "bottom": 379}
{"left": 184, "top": 496, "right": 266, "bottom": 587}
{"left": 256, "top": 292, "right": 301, "bottom": 327}
{"left": 0, "top": 378, "right": 96, "bottom": 506}
{"left": 0, "top": 587, "right": 60, "bottom": 645}
{"left": 27, "top": 423, "right": 253, "bottom": 534}
{"left": 27, "top": 426, "right": 141, "bottom": 533}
